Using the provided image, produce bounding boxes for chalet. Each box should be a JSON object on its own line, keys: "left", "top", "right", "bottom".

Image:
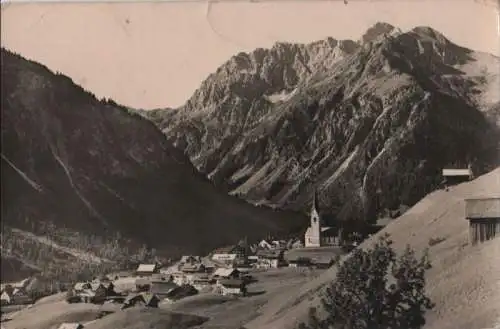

{"left": 135, "top": 278, "right": 151, "bottom": 292}
{"left": 13, "top": 278, "right": 31, "bottom": 290}
{"left": 181, "top": 263, "right": 206, "bottom": 274}
{"left": 304, "top": 192, "right": 341, "bottom": 247}
{"left": 122, "top": 293, "right": 160, "bottom": 310}
{"left": 73, "top": 282, "right": 92, "bottom": 293}
{"left": 164, "top": 284, "right": 198, "bottom": 303}
{"left": 465, "top": 197, "right": 500, "bottom": 245}
{"left": 180, "top": 256, "right": 202, "bottom": 265}
{"left": 191, "top": 275, "right": 214, "bottom": 292}
{"left": 258, "top": 240, "right": 273, "bottom": 250}
{"left": 288, "top": 257, "right": 312, "bottom": 268}
{"left": 58, "top": 323, "right": 84, "bottom": 329}
{"left": 256, "top": 249, "right": 285, "bottom": 268}
{"left": 171, "top": 272, "right": 189, "bottom": 286}
{"left": 218, "top": 279, "right": 247, "bottom": 296}
{"left": 151, "top": 273, "right": 170, "bottom": 282}
{"left": 10, "top": 288, "right": 32, "bottom": 305}
{"left": 79, "top": 290, "right": 96, "bottom": 303}
{"left": 136, "top": 264, "right": 160, "bottom": 277}
{"left": 150, "top": 281, "right": 179, "bottom": 299}
{"left": 107, "top": 271, "right": 131, "bottom": 281}
{"left": 1, "top": 291, "right": 11, "bottom": 305}
{"left": 442, "top": 167, "right": 474, "bottom": 187}
{"left": 212, "top": 268, "right": 240, "bottom": 280}
{"left": 211, "top": 245, "right": 247, "bottom": 266}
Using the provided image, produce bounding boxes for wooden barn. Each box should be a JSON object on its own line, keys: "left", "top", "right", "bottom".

{"left": 442, "top": 168, "right": 474, "bottom": 187}
{"left": 465, "top": 197, "right": 500, "bottom": 245}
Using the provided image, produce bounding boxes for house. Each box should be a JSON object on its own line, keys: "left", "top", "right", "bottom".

{"left": 13, "top": 278, "right": 31, "bottom": 290}
{"left": 150, "top": 281, "right": 179, "bottom": 299}
{"left": 465, "top": 197, "right": 500, "bottom": 245}
{"left": 211, "top": 245, "right": 247, "bottom": 266}
{"left": 256, "top": 249, "right": 285, "bottom": 268}
{"left": 442, "top": 167, "right": 474, "bottom": 187}
{"left": 212, "top": 268, "right": 240, "bottom": 280}
{"left": 304, "top": 191, "right": 341, "bottom": 248}
{"left": 288, "top": 257, "right": 312, "bottom": 268}
{"left": 258, "top": 240, "right": 273, "bottom": 250}
{"left": 191, "top": 275, "right": 214, "bottom": 292}
{"left": 180, "top": 256, "right": 202, "bottom": 265}
{"left": 163, "top": 284, "right": 198, "bottom": 303}
{"left": 10, "top": 288, "right": 32, "bottom": 305}
{"left": 218, "top": 279, "right": 246, "bottom": 296}
{"left": 122, "top": 293, "right": 160, "bottom": 310}
{"left": 107, "top": 271, "right": 131, "bottom": 281}
{"left": 1, "top": 291, "right": 11, "bottom": 305}
{"left": 79, "top": 290, "right": 96, "bottom": 303}
{"left": 58, "top": 323, "right": 84, "bottom": 329}
{"left": 87, "top": 282, "right": 116, "bottom": 303}
{"left": 136, "top": 264, "right": 160, "bottom": 277}
{"left": 135, "top": 278, "right": 151, "bottom": 292}
{"left": 181, "top": 263, "right": 206, "bottom": 274}
{"left": 170, "top": 272, "right": 189, "bottom": 286}
{"left": 151, "top": 273, "right": 170, "bottom": 282}
{"left": 73, "top": 282, "right": 92, "bottom": 293}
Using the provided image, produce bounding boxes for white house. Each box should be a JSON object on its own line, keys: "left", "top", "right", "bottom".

{"left": 211, "top": 245, "right": 246, "bottom": 266}
{"left": 304, "top": 191, "right": 339, "bottom": 248}
{"left": 1, "top": 291, "right": 11, "bottom": 305}
{"left": 136, "top": 264, "right": 160, "bottom": 276}
{"left": 212, "top": 268, "right": 240, "bottom": 280}
{"left": 218, "top": 279, "right": 246, "bottom": 296}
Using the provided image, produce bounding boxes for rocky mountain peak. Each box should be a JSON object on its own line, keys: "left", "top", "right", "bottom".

{"left": 360, "top": 22, "right": 401, "bottom": 43}
{"left": 145, "top": 24, "right": 500, "bottom": 223}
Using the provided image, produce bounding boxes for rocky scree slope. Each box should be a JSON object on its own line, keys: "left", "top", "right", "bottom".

{"left": 0, "top": 49, "right": 305, "bottom": 264}
{"left": 144, "top": 23, "right": 500, "bottom": 222}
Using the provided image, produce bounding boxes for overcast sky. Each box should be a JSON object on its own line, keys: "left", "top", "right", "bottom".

{"left": 1, "top": 0, "right": 499, "bottom": 109}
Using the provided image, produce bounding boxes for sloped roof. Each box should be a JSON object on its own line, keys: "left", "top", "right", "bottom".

{"left": 181, "top": 263, "right": 205, "bottom": 273}
{"left": 219, "top": 279, "right": 245, "bottom": 288}
{"left": 135, "top": 278, "right": 151, "bottom": 286}
{"left": 256, "top": 249, "right": 283, "bottom": 259}
{"left": 213, "top": 268, "right": 239, "bottom": 277}
{"left": 74, "top": 282, "right": 91, "bottom": 291}
{"left": 141, "top": 293, "right": 160, "bottom": 306}
{"left": 212, "top": 245, "right": 238, "bottom": 254}
{"left": 150, "top": 281, "right": 178, "bottom": 295}
{"left": 442, "top": 168, "right": 472, "bottom": 177}
{"left": 136, "top": 264, "right": 157, "bottom": 272}
{"left": 465, "top": 197, "right": 500, "bottom": 219}
{"left": 58, "top": 323, "right": 83, "bottom": 329}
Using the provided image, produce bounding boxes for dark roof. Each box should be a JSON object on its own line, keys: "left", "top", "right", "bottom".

{"left": 256, "top": 249, "right": 284, "bottom": 259}
{"left": 135, "top": 278, "right": 151, "bottom": 286}
{"left": 212, "top": 245, "right": 238, "bottom": 254}
{"left": 219, "top": 279, "right": 245, "bottom": 288}
{"left": 150, "top": 281, "right": 178, "bottom": 295}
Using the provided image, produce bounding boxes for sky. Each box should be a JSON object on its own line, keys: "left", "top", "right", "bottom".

{"left": 1, "top": 0, "right": 499, "bottom": 109}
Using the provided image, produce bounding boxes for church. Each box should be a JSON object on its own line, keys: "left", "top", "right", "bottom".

{"left": 304, "top": 191, "right": 341, "bottom": 248}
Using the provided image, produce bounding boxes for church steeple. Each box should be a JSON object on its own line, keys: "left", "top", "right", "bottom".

{"left": 311, "top": 189, "right": 321, "bottom": 225}
{"left": 312, "top": 189, "right": 320, "bottom": 213}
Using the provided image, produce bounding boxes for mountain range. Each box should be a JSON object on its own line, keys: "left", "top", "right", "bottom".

{"left": 0, "top": 48, "right": 305, "bottom": 277}
{"left": 2, "top": 22, "right": 500, "bottom": 280}
{"left": 143, "top": 22, "right": 500, "bottom": 222}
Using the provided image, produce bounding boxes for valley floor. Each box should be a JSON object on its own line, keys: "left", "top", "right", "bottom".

{"left": 1, "top": 266, "right": 328, "bottom": 329}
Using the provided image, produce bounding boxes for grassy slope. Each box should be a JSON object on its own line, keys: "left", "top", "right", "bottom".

{"left": 246, "top": 167, "right": 500, "bottom": 329}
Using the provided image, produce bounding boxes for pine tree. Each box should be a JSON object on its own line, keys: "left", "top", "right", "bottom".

{"left": 299, "top": 233, "right": 434, "bottom": 329}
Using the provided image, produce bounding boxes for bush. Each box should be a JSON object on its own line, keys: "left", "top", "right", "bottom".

{"left": 299, "top": 233, "right": 434, "bottom": 329}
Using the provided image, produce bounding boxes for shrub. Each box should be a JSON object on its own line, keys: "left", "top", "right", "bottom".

{"left": 299, "top": 233, "right": 434, "bottom": 329}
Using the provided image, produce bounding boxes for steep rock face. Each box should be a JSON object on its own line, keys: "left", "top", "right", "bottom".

{"left": 145, "top": 23, "right": 500, "bottom": 222}
{"left": 0, "top": 49, "right": 304, "bottom": 258}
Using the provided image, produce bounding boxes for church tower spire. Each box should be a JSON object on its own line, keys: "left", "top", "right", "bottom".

{"left": 305, "top": 188, "right": 322, "bottom": 247}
